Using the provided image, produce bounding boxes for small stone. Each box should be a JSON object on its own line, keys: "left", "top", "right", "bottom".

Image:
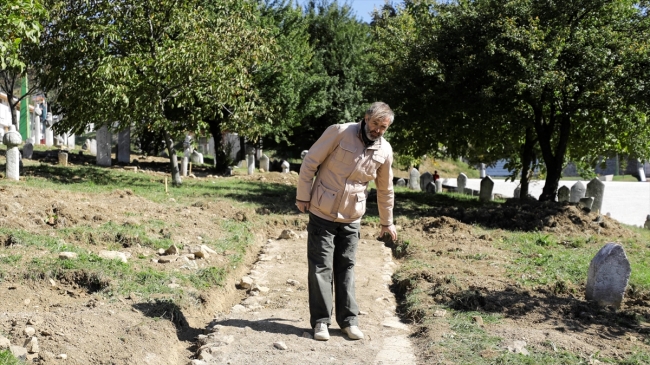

{"left": 49, "top": 279, "right": 57, "bottom": 287}
{"left": 239, "top": 276, "right": 254, "bottom": 289}
{"left": 157, "top": 248, "right": 165, "bottom": 255}
{"left": 56, "top": 354, "right": 68, "bottom": 360}
{"left": 188, "top": 360, "right": 207, "bottom": 365}
{"left": 286, "top": 279, "right": 300, "bottom": 286}
{"left": 168, "top": 283, "right": 180, "bottom": 288}
{"left": 273, "top": 341, "right": 288, "bottom": 350}
{"left": 0, "top": 336, "right": 10, "bottom": 349}
{"left": 58, "top": 252, "right": 78, "bottom": 260}
{"left": 183, "top": 254, "right": 196, "bottom": 260}
{"left": 279, "top": 230, "right": 298, "bottom": 240}
{"left": 10, "top": 345, "right": 27, "bottom": 360}
{"left": 27, "top": 316, "right": 43, "bottom": 325}
{"left": 433, "top": 310, "right": 447, "bottom": 317}
{"left": 508, "top": 340, "right": 529, "bottom": 356}
{"left": 165, "top": 244, "right": 179, "bottom": 255}
{"left": 158, "top": 256, "right": 177, "bottom": 264}
{"left": 197, "top": 351, "right": 213, "bottom": 361}
{"left": 472, "top": 316, "right": 484, "bottom": 326}
{"left": 251, "top": 285, "right": 270, "bottom": 293}
{"left": 200, "top": 245, "right": 217, "bottom": 255}
{"left": 24, "top": 299, "right": 31, "bottom": 305}
{"left": 629, "top": 336, "right": 638, "bottom": 342}
{"left": 24, "top": 327, "right": 36, "bottom": 336}
{"left": 26, "top": 337, "right": 39, "bottom": 353}
{"left": 231, "top": 304, "right": 247, "bottom": 313}
{"left": 359, "top": 311, "right": 368, "bottom": 315}
{"left": 99, "top": 250, "right": 128, "bottom": 263}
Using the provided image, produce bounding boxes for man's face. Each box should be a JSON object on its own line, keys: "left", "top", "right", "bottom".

{"left": 365, "top": 117, "right": 391, "bottom": 141}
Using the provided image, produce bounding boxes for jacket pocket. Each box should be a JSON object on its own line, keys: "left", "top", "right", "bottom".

{"left": 333, "top": 141, "right": 357, "bottom": 165}
{"left": 316, "top": 182, "right": 337, "bottom": 215}
{"left": 351, "top": 193, "right": 367, "bottom": 219}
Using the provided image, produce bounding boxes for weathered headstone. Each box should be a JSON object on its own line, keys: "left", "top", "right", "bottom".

{"left": 22, "top": 142, "right": 33, "bottom": 160}
{"left": 513, "top": 186, "right": 521, "bottom": 199}
{"left": 247, "top": 153, "right": 255, "bottom": 175}
{"left": 66, "top": 133, "right": 75, "bottom": 149}
{"left": 45, "top": 112, "right": 53, "bottom": 147}
{"left": 58, "top": 152, "right": 68, "bottom": 166}
{"left": 396, "top": 178, "right": 406, "bottom": 187}
{"left": 96, "top": 126, "right": 112, "bottom": 167}
{"left": 181, "top": 157, "right": 189, "bottom": 177}
{"left": 281, "top": 160, "right": 290, "bottom": 173}
{"left": 435, "top": 179, "right": 442, "bottom": 193}
{"left": 408, "top": 168, "right": 420, "bottom": 191}
{"left": 479, "top": 163, "right": 486, "bottom": 178}
{"left": 579, "top": 197, "right": 594, "bottom": 211}
{"left": 638, "top": 160, "right": 647, "bottom": 182}
{"left": 557, "top": 186, "right": 570, "bottom": 202}
{"left": 89, "top": 139, "right": 97, "bottom": 156}
{"left": 420, "top": 172, "right": 433, "bottom": 192}
{"left": 479, "top": 176, "right": 494, "bottom": 202}
{"left": 645, "top": 215, "right": 650, "bottom": 230}
{"left": 425, "top": 181, "right": 436, "bottom": 193}
{"left": 569, "top": 181, "right": 586, "bottom": 203}
{"left": 586, "top": 243, "right": 631, "bottom": 308}
{"left": 260, "top": 154, "right": 269, "bottom": 172}
{"left": 586, "top": 178, "right": 605, "bottom": 213}
{"left": 191, "top": 150, "right": 203, "bottom": 164}
{"left": 117, "top": 128, "right": 130, "bottom": 164}
{"left": 4, "top": 126, "right": 22, "bottom": 180}
{"left": 457, "top": 173, "right": 468, "bottom": 194}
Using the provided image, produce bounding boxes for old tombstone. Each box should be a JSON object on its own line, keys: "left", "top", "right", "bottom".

{"left": 420, "top": 172, "right": 433, "bottom": 191}
{"left": 66, "top": 133, "right": 75, "bottom": 149}
{"left": 586, "top": 178, "right": 605, "bottom": 213}
{"left": 22, "top": 142, "right": 33, "bottom": 160}
{"left": 117, "top": 128, "right": 130, "bottom": 164}
{"left": 247, "top": 153, "right": 255, "bottom": 175}
{"left": 45, "top": 112, "right": 53, "bottom": 147}
{"left": 513, "top": 186, "right": 521, "bottom": 199}
{"left": 435, "top": 179, "right": 443, "bottom": 193}
{"left": 557, "top": 186, "right": 570, "bottom": 202}
{"left": 89, "top": 139, "right": 97, "bottom": 156}
{"left": 281, "top": 160, "right": 290, "bottom": 173}
{"left": 408, "top": 168, "right": 420, "bottom": 190}
{"left": 3, "top": 126, "right": 22, "bottom": 180}
{"left": 586, "top": 243, "right": 631, "bottom": 308}
{"left": 457, "top": 173, "right": 468, "bottom": 194}
{"left": 644, "top": 215, "right": 650, "bottom": 230}
{"left": 96, "top": 126, "right": 112, "bottom": 167}
{"left": 425, "top": 181, "right": 436, "bottom": 193}
{"left": 479, "top": 163, "right": 486, "bottom": 178}
{"left": 638, "top": 159, "right": 647, "bottom": 182}
{"left": 260, "top": 154, "right": 269, "bottom": 172}
{"left": 181, "top": 156, "right": 189, "bottom": 177}
{"left": 58, "top": 152, "right": 68, "bottom": 166}
{"left": 396, "top": 178, "right": 406, "bottom": 187}
{"left": 191, "top": 150, "right": 203, "bottom": 164}
{"left": 479, "top": 176, "right": 494, "bottom": 202}
{"left": 569, "top": 181, "right": 586, "bottom": 203}
{"left": 579, "top": 197, "right": 594, "bottom": 211}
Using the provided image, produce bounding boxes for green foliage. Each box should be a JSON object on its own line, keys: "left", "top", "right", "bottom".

{"left": 0, "top": 349, "right": 24, "bottom": 365}
{"left": 0, "top": 0, "right": 46, "bottom": 71}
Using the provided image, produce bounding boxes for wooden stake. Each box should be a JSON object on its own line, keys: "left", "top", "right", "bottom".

{"left": 189, "top": 162, "right": 192, "bottom": 175}
{"left": 164, "top": 177, "right": 168, "bottom": 193}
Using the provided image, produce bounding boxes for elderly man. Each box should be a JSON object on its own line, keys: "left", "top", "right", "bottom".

{"left": 296, "top": 101, "right": 397, "bottom": 341}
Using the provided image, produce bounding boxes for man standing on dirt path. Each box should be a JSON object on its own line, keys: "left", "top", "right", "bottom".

{"left": 295, "top": 101, "right": 397, "bottom": 342}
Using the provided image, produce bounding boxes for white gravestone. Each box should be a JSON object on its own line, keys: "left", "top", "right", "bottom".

{"left": 22, "top": 143, "right": 33, "bottom": 160}
{"left": 513, "top": 186, "right": 521, "bottom": 199}
{"left": 408, "top": 168, "right": 420, "bottom": 191}
{"left": 557, "top": 186, "right": 570, "bottom": 202}
{"left": 479, "top": 176, "right": 494, "bottom": 202}
{"left": 579, "top": 197, "right": 594, "bottom": 211}
{"left": 435, "top": 179, "right": 442, "bottom": 193}
{"left": 260, "top": 154, "right": 269, "bottom": 172}
{"left": 247, "top": 153, "right": 255, "bottom": 175}
{"left": 96, "top": 126, "right": 112, "bottom": 167}
{"left": 45, "top": 112, "right": 53, "bottom": 146}
{"left": 586, "top": 178, "right": 605, "bottom": 213}
{"left": 457, "top": 173, "right": 467, "bottom": 194}
{"left": 89, "top": 139, "right": 97, "bottom": 156}
{"left": 66, "top": 133, "right": 75, "bottom": 148}
{"left": 191, "top": 150, "right": 203, "bottom": 164}
{"left": 420, "top": 172, "right": 433, "bottom": 191}
{"left": 396, "top": 178, "right": 406, "bottom": 187}
{"left": 586, "top": 243, "right": 631, "bottom": 308}
{"left": 479, "top": 163, "right": 486, "bottom": 178}
{"left": 281, "top": 160, "right": 290, "bottom": 173}
{"left": 638, "top": 161, "right": 647, "bottom": 182}
{"left": 58, "top": 152, "right": 68, "bottom": 166}
{"left": 569, "top": 181, "right": 586, "bottom": 203}
{"left": 3, "top": 126, "right": 22, "bottom": 180}
{"left": 181, "top": 156, "right": 188, "bottom": 177}
{"left": 117, "top": 128, "right": 130, "bottom": 164}
{"left": 425, "top": 181, "right": 436, "bottom": 193}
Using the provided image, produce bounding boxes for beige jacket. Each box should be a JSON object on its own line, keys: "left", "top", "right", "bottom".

{"left": 296, "top": 122, "right": 394, "bottom": 226}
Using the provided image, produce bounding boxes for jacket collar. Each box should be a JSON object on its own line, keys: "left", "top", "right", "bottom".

{"left": 356, "top": 120, "right": 382, "bottom": 150}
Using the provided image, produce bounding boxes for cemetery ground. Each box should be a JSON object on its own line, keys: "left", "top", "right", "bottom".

{"left": 0, "top": 151, "right": 648, "bottom": 364}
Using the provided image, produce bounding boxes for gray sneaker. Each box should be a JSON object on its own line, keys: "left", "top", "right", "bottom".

{"left": 313, "top": 322, "right": 330, "bottom": 341}
{"left": 342, "top": 326, "right": 364, "bottom": 340}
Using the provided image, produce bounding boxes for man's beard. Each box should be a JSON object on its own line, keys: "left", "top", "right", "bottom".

{"left": 365, "top": 122, "right": 380, "bottom": 141}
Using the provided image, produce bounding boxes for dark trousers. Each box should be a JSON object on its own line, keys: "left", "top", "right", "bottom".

{"left": 307, "top": 213, "right": 360, "bottom": 329}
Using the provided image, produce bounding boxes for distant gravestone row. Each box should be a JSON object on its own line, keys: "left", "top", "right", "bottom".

{"left": 556, "top": 179, "right": 605, "bottom": 212}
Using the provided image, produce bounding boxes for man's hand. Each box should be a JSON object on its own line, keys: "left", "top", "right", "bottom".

{"left": 379, "top": 224, "right": 397, "bottom": 241}
{"left": 295, "top": 200, "right": 310, "bottom": 213}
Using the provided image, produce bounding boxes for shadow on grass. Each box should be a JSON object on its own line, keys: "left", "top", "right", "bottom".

{"left": 25, "top": 164, "right": 147, "bottom": 186}
{"left": 220, "top": 182, "right": 298, "bottom": 215}
{"left": 133, "top": 300, "right": 202, "bottom": 342}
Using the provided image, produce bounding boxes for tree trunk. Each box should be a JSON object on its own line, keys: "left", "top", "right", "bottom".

{"left": 519, "top": 126, "right": 535, "bottom": 199}
{"left": 536, "top": 112, "right": 571, "bottom": 202}
{"left": 206, "top": 115, "right": 230, "bottom": 173}
{"left": 163, "top": 129, "right": 182, "bottom": 186}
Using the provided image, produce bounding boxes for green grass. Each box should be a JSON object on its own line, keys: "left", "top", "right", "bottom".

{"left": 0, "top": 349, "right": 24, "bottom": 365}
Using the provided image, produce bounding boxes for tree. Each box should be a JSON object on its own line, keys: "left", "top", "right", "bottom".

{"left": 36, "top": 0, "right": 273, "bottom": 185}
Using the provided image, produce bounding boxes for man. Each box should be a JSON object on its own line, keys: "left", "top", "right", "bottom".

{"left": 295, "top": 102, "right": 397, "bottom": 341}
{"left": 433, "top": 170, "right": 440, "bottom": 182}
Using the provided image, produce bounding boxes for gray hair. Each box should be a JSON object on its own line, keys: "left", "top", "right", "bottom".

{"left": 365, "top": 102, "right": 394, "bottom": 124}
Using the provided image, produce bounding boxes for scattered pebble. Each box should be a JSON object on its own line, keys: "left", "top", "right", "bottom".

{"left": 273, "top": 341, "right": 288, "bottom": 350}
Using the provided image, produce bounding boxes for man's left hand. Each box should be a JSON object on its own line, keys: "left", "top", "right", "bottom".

{"left": 380, "top": 224, "right": 397, "bottom": 241}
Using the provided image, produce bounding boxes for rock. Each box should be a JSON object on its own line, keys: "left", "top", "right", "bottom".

{"left": 433, "top": 309, "right": 447, "bottom": 317}
{"left": 27, "top": 316, "right": 43, "bottom": 325}
{"left": 98, "top": 250, "right": 128, "bottom": 263}
{"left": 273, "top": 341, "right": 288, "bottom": 350}
{"left": 251, "top": 285, "right": 269, "bottom": 293}
{"left": 286, "top": 279, "right": 300, "bottom": 286}
{"left": 10, "top": 345, "right": 27, "bottom": 360}
{"left": 507, "top": 340, "right": 529, "bottom": 356}
{"left": 239, "top": 276, "right": 254, "bottom": 289}
{"left": 188, "top": 360, "right": 207, "bottom": 365}
{"left": 58, "top": 252, "right": 78, "bottom": 260}
{"left": 231, "top": 304, "right": 247, "bottom": 313}
{"left": 472, "top": 316, "right": 484, "bottom": 326}
{"left": 165, "top": 244, "right": 179, "bottom": 255}
{"left": 200, "top": 245, "right": 217, "bottom": 255}
{"left": 158, "top": 256, "right": 177, "bottom": 264}
{"left": 24, "top": 299, "right": 30, "bottom": 305}
{"left": 279, "top": 229, "right": 298, "bottom": 240}
{"left": 0, "top": 335, "right": 10, "bottom": 349}
{"left": 197, "top": 351, "right": 213, "bottom": 361}
{"left": 25, "top": 337, "right": 39, "bottom": 353}
{"left": 24, "top": 327, "right": 36, "bottom": 336}
{"left": 157, "top": 248, "right": 165, "bottom": 255}
{"left": 56, "top": 354, "right": 68, "bottom": 360}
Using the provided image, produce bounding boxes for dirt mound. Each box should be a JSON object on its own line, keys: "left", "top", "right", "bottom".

{"left": 427, "top": 199, "right": 632, "bottom": 237}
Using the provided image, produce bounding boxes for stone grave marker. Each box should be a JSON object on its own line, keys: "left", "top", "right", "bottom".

{"left": 89, "top": 139, "right": 97, "bottom": 156}
{"left": 247, "top": 153, "right": 255, "bottom": 175}
{"left": 396, "top": 178, "right": 406, "bottom": 187}
{"left": 586, "top": 243, "right": 631, "bottom": 308}
{"left": 513, "top": 186, "right": 521, "bottom": 199}
{"left": 408, "top": 168, "right": 420, "bottom": 190}
{"left": 579, "top": 197, "right": 594, "bottom": 211}
{"left": 117, "top": 128, "right": 130, "bottom": 164}
{"left": 96, "top": 126, "right": 111, "bottom": 167}
{"left": 420, "top": 172, "right": 433, "bottom": 192}
{"left": 260, "top": 154, "right": 269, "bottom": 172}
{"left": 557, "top": 186, "right": 570, "bottom": 202}
{"left": 191, "top": 150, "right": 203, "bottom": 164}
{"left": 425, "top": 181, "right": 436, "bottom": 194}
{"left": 181, "top": 156, "right": 188, "bottom": 176}
{"left": 22, "top": 142, "right": 33, "bottom": 160}
{"left": 479, "top": 163, "right": 486, "bottom": 178}
{"left": 281, "top": 160, "right": 290, "bottom": 173}
{"left": 457, "top": 173, "right": 468, "bottom": 194}
{"left": 586, "top": 178, "right": 605, "bottom": 213}
{"left": 479, "top": 176, "right": 494, "bottom": 202}
{"left": 435, "top": 179, "right": 442, "bottom": 193}
{"left": 569, "top": 181, "right": 586, "bottom": 203}
{"left": 3, "top": 126, "right": 22, "bottom": 180}
{"left": 58, "top": 152, "right": 68, "bottom": 166}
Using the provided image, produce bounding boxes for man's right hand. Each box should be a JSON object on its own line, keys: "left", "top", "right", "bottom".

{"left": 296, "top": 200, "right": 310, "bottom": 213}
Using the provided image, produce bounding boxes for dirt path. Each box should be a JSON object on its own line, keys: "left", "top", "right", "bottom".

{"left": 192, "top": 227, "right": 417, "bottom": 365}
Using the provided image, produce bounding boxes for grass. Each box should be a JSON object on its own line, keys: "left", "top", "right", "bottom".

{"left": 0, "top": 350, "right": 24, "bottom": 365}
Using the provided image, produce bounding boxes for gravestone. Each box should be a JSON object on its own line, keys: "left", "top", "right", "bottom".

{"left": 396, "top": 178, "right": 406, "bottom": 187}
{"left": 260, "top": 154, "right": 269, "bottom": 172}
{"left": 191, "top": 150, "right": 203, "bottom": 164}
{"left": 425, "top": 181, "right": 436, "bottom": 193}
{"left": 569, "top": 181, "right": 586, "bottom": 203}
{"left": 82, "top": 139, "right": 90, "bottom": 151}
{"left": 638, "top": 160, "right": 647, "bottom": 182}
{"left": 479, "top": 163, "right": 486, "bottom": 178}
{"left": 281, "top": 160, "right": 290, "bottom": 173}
{"left": 479, "top": 176, "right": 494, "bottom": 202}
{"left": 181, "top": 156, "right": 188, "bottom": 177}
{"left": 45, "top": 112, "right": 53, "bottom": 146}
{"left": 435, "top": 179, "right": 442, "bottom": 193}
{"left": 644, "top": 215, "right": 650, "bottom": 230}
{"left": 457, "top": 173, "right": 468, "bottom": 194}
{"left": 420, "top": 172, "right": 433, "bottom": 192}
{"left": 557, "top": 186, "right": 570, "bottom": 202}
{"left": 513, "top": 186, "right": 521, "bottom": 199}
{"left": 586, "top": 178, "right": 605, "bottom": 213}
{"left": 117, "top": 128, "right": 130, "bottom": 164}
{"left": 96, "top": 126, "right": 112, "bottom": 167}
{"left": 58, "top": 152, "right": 68, "bottom": 166}
{"left": 579, "top": 197, "right": 594, "bottom": 211}
{"left": 301, "top": 150, "right": 309, "bottom": 160}
{"left": 66, "top": 133, "right": 75, "bottom": 148}
{"left": 247, "top": 153, "right": 255, "bottom": 175}
{"left": 22, "top": 143, "right": 33, "bottom": 160}
{"left": 89, "top": 139, "right": 97, "bottom": 156}
{"left": 4, "top": 126, "right": 22, "bottom": 180}
{"left": 408, "top": 168, "right": 420, "bottom": 190}
{"left": 586, "top": 243, "right": 631, "bottom": 308}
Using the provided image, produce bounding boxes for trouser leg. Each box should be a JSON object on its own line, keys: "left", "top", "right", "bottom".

{"left": 334, "top": 222, "right": 360, "bottom": 328}
{"left": 307, "top": 214, "right": 336, "bottom": 328}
